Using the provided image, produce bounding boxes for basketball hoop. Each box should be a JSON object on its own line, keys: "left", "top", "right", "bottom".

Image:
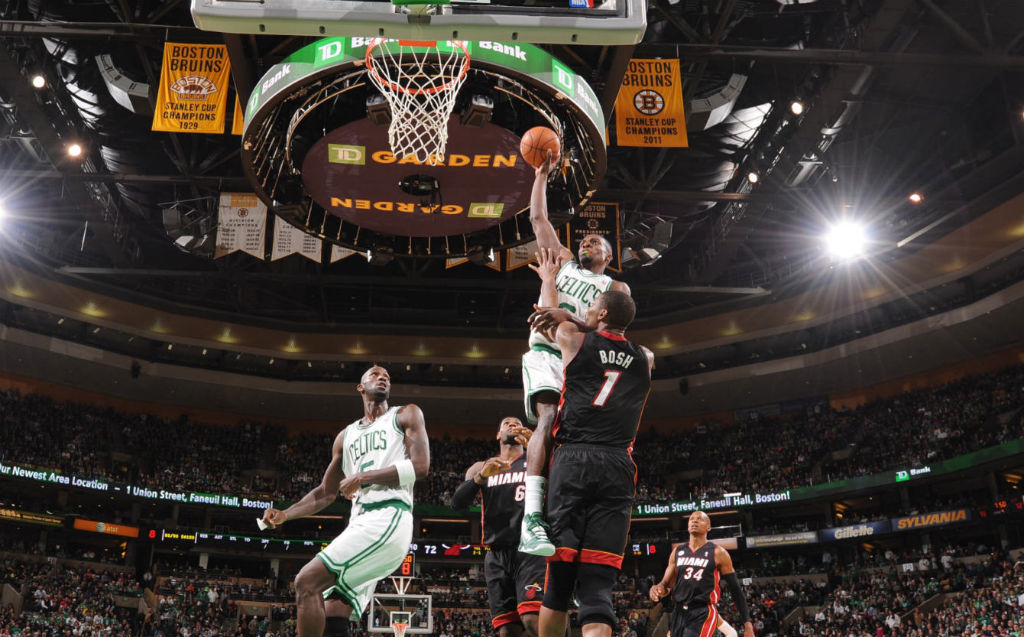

{"left": 392, "top": 621, "right": 409, "bottom": 637}
{"left": 364, "top": 38, "right": 470, "bottom": 165}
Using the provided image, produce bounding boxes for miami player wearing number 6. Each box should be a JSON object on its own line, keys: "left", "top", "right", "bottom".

{"left": 259, "top": 366, "right": 429, "bottom": 637}
{"left": 526, "top": 291, "right": 653, "bottom": 637}
{"left": 649, "top": 511, "right": 755, "bottom": 637}
{"left": 451, "top": 417, "right": 546, "bottom": 637}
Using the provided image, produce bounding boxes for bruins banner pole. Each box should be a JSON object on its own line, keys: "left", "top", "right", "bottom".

{"left": 152, "top": 43, "right": 232, "bottom": 134}
{"left": 614, "top": 59, "right": 688, "bottom": 148}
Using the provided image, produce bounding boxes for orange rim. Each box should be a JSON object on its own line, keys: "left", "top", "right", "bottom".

{"left": 365, "top": 38, "right": 471, "bottom": 96}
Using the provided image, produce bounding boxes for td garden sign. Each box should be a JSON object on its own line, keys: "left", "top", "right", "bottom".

{"left": 241, "top": 37, "right": 606, "bottom": 256}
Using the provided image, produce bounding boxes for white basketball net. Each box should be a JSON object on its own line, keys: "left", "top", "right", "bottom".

{"left": 392, "top": 622, "right": 409, "bottom": 637}
{"left": 365, "top": 39, "right": 470, "bottom": 166}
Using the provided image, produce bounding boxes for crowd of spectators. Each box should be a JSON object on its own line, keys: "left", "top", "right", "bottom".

{"left": 3, "top": 365, "right": 1021, "bottom": 510}
{"left": 9, "top": 561, "right": 141, "bottom": 636}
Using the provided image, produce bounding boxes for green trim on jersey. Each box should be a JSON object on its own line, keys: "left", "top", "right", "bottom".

{"left": 391, "top": 408, "right": 404, "bottom": 437}
{"left": 531, "top": 343, "right": 562, "bottom": 358}
{"left": 361, "top": 498, "right": 411, "bottom": 513}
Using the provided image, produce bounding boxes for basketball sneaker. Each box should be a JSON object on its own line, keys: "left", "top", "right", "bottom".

{"left": 519, "top": 513, "right": 555, "bottom": 556}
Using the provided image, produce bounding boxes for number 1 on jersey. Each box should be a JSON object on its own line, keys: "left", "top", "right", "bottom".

{"left": 592, "top": 370, "right": 622, "bottom": 407}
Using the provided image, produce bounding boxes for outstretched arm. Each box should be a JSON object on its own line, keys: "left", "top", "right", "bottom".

{"left": 529, "top": 152, "right": 574, "bottom": 260}
{"left": 451, "top": 457, "right": 511, "bottom": 509}
{"left": 262, "top": 432, "right": 346, "bottom": 527}
{"left": 717, "top": 546, "right": 755, "bottom": 637}
{"left": 528, "top": 247, "right": 564, "bottom": 309}
{"left": 339, "top": 404, "right": 429, "bottom": 498}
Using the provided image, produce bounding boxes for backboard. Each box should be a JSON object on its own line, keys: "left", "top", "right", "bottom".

{"left": 191, "top": 0, "right": 646, "bottom": 45}
{"left": 368, "top": 593, "right": 433, "bottom": 635}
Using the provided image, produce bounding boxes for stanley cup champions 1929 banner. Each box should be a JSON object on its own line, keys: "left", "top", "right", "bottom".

{"left": 152, "top": 43, "right": 232, "bottom": 134}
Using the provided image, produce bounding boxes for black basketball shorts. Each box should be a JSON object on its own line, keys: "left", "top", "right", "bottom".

{"left": 545, "top": 444, "right": 636, "bottom": 568}
{"left": 485, "top": 547, "right": 547, "bottom": 628}
{"left": 670, "top": 603, "right": 720, "bottom": 637}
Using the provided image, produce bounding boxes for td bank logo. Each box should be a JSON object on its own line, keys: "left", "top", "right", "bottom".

{"left": 552, "top": 59, "right": 574, "bottom": 94}
{"left": 467, "top": 202, "right": 504, "bottom": 219}
{"left": 328, "top": 144, "right": 366, "bottom": 165}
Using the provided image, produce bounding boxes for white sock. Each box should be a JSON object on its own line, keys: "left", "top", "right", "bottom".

{"left": 524, "top": 476, "right": 546, "bottom": 516}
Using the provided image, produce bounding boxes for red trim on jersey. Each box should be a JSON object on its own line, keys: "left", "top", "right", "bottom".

{"left": 699, "top": 604, "right": 719, "bottom": 637}
{"left": 710, "top": 568, "right": 721, "bottom": 604}
{"left": 549, "top": 547, "right": 579, "bottom": 563}
{"left": 480, "top": 496, "right": 486, "bottom": 546}
{"left": 596, "top": 330, "right": 627, "bottom": 341}
{"left": 580, "top": 548, "right": 623, "bottom": 568}
{"left": 517, "top": 601, "right": 542, "bottom": 615}
{"left": 492, "top": 611, "right": 520, "bottom": 629}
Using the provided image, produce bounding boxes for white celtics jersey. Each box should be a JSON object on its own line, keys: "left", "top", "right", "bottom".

{"left": 341, "top": 406, "right": 413, "bottom": 516}
{"left": 529, "top": 260, "right": 614, "bottom": 349}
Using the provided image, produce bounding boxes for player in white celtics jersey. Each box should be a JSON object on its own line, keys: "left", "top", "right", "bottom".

{"left": 519, "top": 151, "right": 631, "bottom": 557}
{"left": 260, "top": 365, "right": 429, "bottom": 637}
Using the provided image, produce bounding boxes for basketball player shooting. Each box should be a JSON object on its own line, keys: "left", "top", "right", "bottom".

{"left": 649, "top": 511, "right": 755, "bottom": 637}
{"left": 451, "top": 417, "right": 546, "bottom": 637}
{"left": 259, "top": 366, "right": 429, "bottom": 637}
{"left": 519, "top": 150, "right": 631, "bottom": 557}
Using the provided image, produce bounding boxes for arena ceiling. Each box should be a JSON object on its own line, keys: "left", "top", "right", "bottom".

{"left": 0, "top": 0, "right": 1023, "bottom": 385}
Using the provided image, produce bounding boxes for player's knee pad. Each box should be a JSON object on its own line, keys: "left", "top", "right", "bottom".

{"left": 541, "top": 562, "right": 577, "bottom": 612}
{"left": 574, "top": 563, "right": 617, "bottom": 628}
{"left": 324, "top": 616, "right": 350, "bottom": 637}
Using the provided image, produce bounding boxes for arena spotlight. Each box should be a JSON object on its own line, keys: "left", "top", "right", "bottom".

{"left": 790, "top": 100, "right": 805, "bottom": 115}
{"left": 746, "top": 171, "right": 759, "bottom": 184}
{"left": 908, "top": 192, "right": 923, "bottom": 203}
{"left": 67, "top": 142, "right": 83, "bottom": 158}
{"left": 31, "top": 74, "right": 45, "bottom": 89}
{"left": 823, "top": 221, "right": 868, "bottom": 261}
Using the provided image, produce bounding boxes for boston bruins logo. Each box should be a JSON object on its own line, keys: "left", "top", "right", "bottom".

{"left": 633, "top": 89, "right": 665, "bottom": 116}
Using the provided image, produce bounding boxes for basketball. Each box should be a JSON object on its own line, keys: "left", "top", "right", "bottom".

{"left": 520, "top": 126, "right": 561, "bottom": 168}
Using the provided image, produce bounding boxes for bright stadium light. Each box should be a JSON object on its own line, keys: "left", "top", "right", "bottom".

{"left": 824, "top": 221, "right": 868, "bottom": 261}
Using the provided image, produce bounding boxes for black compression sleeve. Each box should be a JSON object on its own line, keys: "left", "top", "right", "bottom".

{"left": 723, "top": 572, "right": 751, "bottom": 623}
{"left": 451, "top": 478, "right": 482, "bottom": 509}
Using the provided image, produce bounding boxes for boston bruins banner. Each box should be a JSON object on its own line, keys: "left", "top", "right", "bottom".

{"left": 614, "top": 59, "right": 688, "bottom": 148}
{"left": 567, "top": 202, "right": 622, "bottom": 273}
{"left": 215, "top": 193, "right": 267, "bottom": 259}
{"left": 271, "top": 217, "right": 322, "bottom": 263}
{"left": 152, "top": 43, "right": 231, "bottom": 134}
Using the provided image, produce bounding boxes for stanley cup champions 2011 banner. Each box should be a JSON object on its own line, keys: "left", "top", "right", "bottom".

{"left": 152, "top": 43, "right": 232, "bottom": 134}
{"left": 615, "top": 58, "right": 688, "bottom": 148}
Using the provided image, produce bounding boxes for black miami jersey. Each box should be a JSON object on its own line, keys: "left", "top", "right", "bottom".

{"left": 555, "top": 331, "right": 651, "bottom": 449}
{"left": 672, "top": 541, "right": 721, "bottom": 607}
{"left": 481, "top": 454, "right": 528, "bottom": 548}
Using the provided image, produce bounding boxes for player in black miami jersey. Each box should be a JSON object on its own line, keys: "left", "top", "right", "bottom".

{"left": 451, "top": 416, "right": 546, "bottom": 637}
{"left": 649, "top": 511, "right": 754, "bottom": 637}
{"left": 527, "top": 290, "right": 653, "bottom": 637}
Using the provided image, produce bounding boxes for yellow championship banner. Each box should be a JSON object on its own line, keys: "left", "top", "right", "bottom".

{"left": 152, "top": 43, "right": 231, "bottom": 134}
{"left": 614, "top": 58, "right": 688, "bottom": 148}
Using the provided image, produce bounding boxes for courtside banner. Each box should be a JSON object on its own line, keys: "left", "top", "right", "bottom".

{"left": 215, "top": 193, "right": 267, "bottom": 259}
{"left": 891, "top": 508, "right": 971, "bottom": 532}
{"left": 745, "top": 531, "right": 818, "bottom": 548}
{"left": 152, "top": 43, "right": 231, "bottom": 134}
{"left": 819, "top": 520, "right": 891, "bottom": 542}
{"left": 614, "top": 59, "right": 688, "bottom": 148}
